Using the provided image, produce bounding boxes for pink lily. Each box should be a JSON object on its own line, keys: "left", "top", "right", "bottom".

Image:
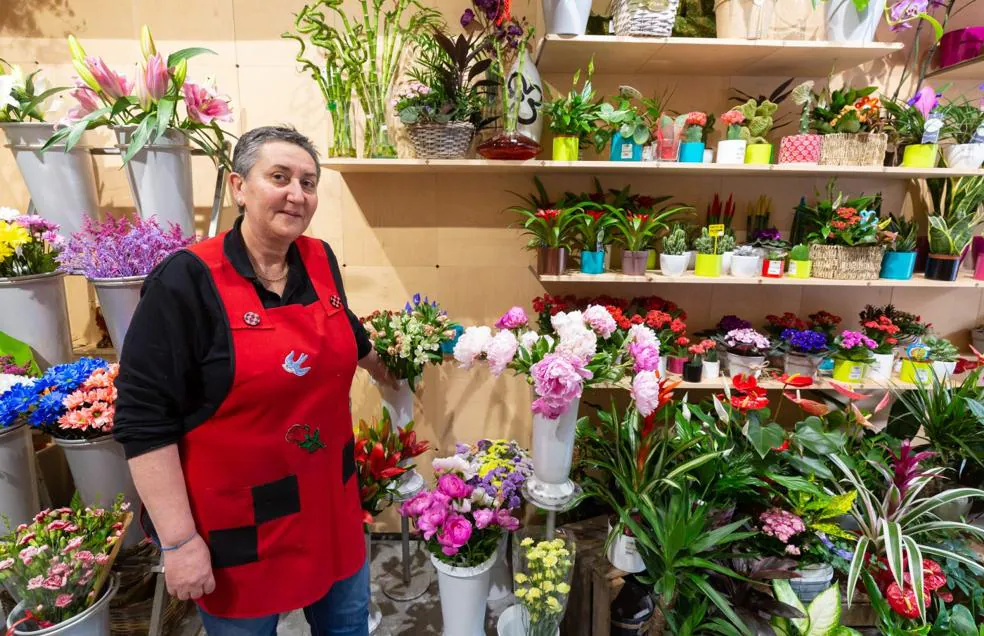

{"left": 183, "top": 81, "right": 232, "bottom": 125}
{"left": 141, "top": 53, "right": 169, "bottom": 105}
{"left": 84, "top": 57, "right": 132, "bottom": 100}
{"left": 62, "top": 80, "right": 100, "bottom": 123}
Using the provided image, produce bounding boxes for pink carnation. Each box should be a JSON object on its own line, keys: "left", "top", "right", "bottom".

{"left": 41, "top": 574, "right": 67, "bottom": 590}
{"left": 0, "top": 558, "right": 13, "bottom": 570}
{"left": 62, "top": 536, "right": 84, "bottom": 554}
{"left": 55, "top": 594, "right": 74, "bottom": 609}
{"left": 74, "top": 551, "right": 95, "bottom": 565}
{"left": 631, "top": 371, "right": 664, "bottom": 417}
{"left": 19, "top": 546, "right": 39, "bottom": 565}
{"left": 495, "top": 307, "right": 528, "bottom": 330}
{"left": 26, "top": 575, "right": 44, "bottom": 590}
{"left": 94, "top": 553, "right": 110, "bottom": 566}
{"left": 486, "top": 330, "right": 519, "bottom": 376}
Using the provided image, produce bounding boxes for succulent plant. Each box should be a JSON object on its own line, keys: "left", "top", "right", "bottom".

{"left": 737, "top": 98, "right": 778, "bottom": 145}
{"left": 661, "top": 224, "right": 688, "bottom": 255}
{"left": 789, "top": 244, "right": 810, "bottom": 261}
{"left": 734, "top": 244, "right": 759, "bottom": 257}
{"left": 719, "top": 233, "right": 736, "bottom": 253}
{"left": 924, "top": 335, "right": 959, "bottom": 362}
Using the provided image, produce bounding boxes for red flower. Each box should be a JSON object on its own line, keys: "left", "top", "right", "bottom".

{"left": 535, "top": 209, "right": 561, "bottom": 221}
{"left": 777, "top": 373, "right": 812, "bottom": 388}
{"left": 631, "top": 213, "right": 650, "bottom": 223}
{"left": 645, "top": 310, "right": 672, "bottom": 329}
{"left": 923, "top": 559, "right": 947, "bottom": 592}
{"left": 675, "top": 336, "right": 690, "bottom": 346}
{"left": 784, "top": 391, "right": 830, "bottom": 416}
{"left": 886, "top": 582, "right": 928, "bottom": 619}
{"left": 670, "top": 318, "right": 686, "bottom": 334}
{"left": 630, "top": 315, "right": 644, "bottom": 325}
{"left": 837, "top": 207, "right": 857, "bottom": 219}
{"left": 586, "top": 209, "right": 606, "bottom": 222}
{"left": 730, "top": 374, "right": 769, "bottom": 411}
{"left": 398, "top": 428, "right": 430, "bottom": 459}
{"left": 772, "top": 439, "right": 790, "bottom": 452}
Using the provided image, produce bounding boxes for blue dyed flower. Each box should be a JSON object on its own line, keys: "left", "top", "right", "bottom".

{"left": 0, "top": 381, "right": 39, "bottom": 428}
{"left": 29, "top": 390, "right": 68, "bottom": 429}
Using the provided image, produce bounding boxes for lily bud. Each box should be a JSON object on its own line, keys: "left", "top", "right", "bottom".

{"left": 140, "top": 25, "right": 157, "bottom": 61}
{"left": 172, "top": 59, "right": 187, "bottom": 90}
{"left": 67, "top": 35, "right": 88, "bottom": 63}
{"left": 72, "top": 58, "right": 100, "bottom": 93}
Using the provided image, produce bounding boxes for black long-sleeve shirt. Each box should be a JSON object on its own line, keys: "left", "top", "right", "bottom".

{"left": 113, "top": 217, "right": 371, "bottom": 459}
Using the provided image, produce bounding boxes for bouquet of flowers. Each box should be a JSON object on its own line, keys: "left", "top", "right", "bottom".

{"left": 354, "top": 410, "right": 429, "bottom": 524}
{"left": 0, "top": 495, "right": 130, "bottom": 630}
{"left": 0, "top": 212, "right": 63, "bottom": 279}
{"left": 0, "top": 61, "right": 64, "bottom": 122}
{"left": 55, "top": 364, "right": 119, "bottom": 440}
{"left": 513, "top": 533, "right": 575, "bottom": 636}
{"left": 0, "top": 358, "right": 110, "bottom": 434}
{"left": 401, "top": 457, "right": 520, "bottom": 567}
{"left": 830, "top": 331, "right": 877, "bottom": 363}
{"left": 362, "top": 294, "right": 459, "bottom": 392}
{"left": 723, "top": 328, "right": 771, "bottom": 357}
{"left": 57, "top": 216, "right": 195, "bottom": 279}
{"left": 859, "top": 304, "right": 928, "bottom": 343}
{"left": 441, "top": 439, "right": 532, "bottom": 511}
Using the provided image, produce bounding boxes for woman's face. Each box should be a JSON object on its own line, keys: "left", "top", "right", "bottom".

{"left": 231, "top": 141, "right": 319, "bottom": 243}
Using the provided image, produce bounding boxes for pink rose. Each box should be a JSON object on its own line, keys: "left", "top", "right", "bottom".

{"left": 486, "top": 330, "right": 519, "bottom": 376}
{"left": 495, "top": 307, "right": 528, "bottom": 330}
{"left": 494, "top": 509, "right": 520, "bottom": 531}
{"left": 473, "top": 508, "right": 495, "bottom": 530}
{"left": 55, "top": 594, "right": 73, "bottom": 609}
{"left": 437, "top": 514, "right": 473, "bottom": 556}
{"left": 631, "top": 371, "right": 664, "bottom": 417}
{"left": 62, "top": 536, "right": 84, "bottom": 553}
{"left": 583, "top": 305, "right": 617, "bottom": 339}
{"left": 437, "top": 474, "right": 473, "bottom": 500}
{"left": 26, "top": 575, "right": 44, "bottom": 590}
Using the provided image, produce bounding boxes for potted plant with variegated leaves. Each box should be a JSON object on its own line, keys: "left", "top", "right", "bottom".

{"left": 926, "top": 175, "right": 984, "bottom": 281}
{"left": 597, "top": 86, "right": 647, "bottom": 162}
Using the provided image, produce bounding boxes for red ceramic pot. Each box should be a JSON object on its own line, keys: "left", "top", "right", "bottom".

{"left": 762, "top": 258, "right": 785, "bottom": 278}
{"left": 667, "top": 356, "right": 687, "bottom": 374}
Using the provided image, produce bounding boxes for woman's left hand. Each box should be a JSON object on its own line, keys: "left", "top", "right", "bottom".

{"left": 360, "top": 350, "right": 399, "bottom": 390}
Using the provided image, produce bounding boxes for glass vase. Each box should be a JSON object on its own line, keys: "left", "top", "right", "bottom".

{"left": 477, "top": 131, "right": 540, "bottom": 160}
{"left": 511, "top": 527, "right": 576, "bottom": 636}
{"left": 364, "top": 113, "right": 396, "bottom": 159}
{"left": 327, "top": 101, "right": 356, "bottom": 158}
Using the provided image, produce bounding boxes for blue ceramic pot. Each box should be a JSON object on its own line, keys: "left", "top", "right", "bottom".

{"left": 880, "top": 251, "right": 916, "bottom": 280}
{"left": 679, "top": 142, "right": 705, "bottom": 163}
{"left": 609, "top": 132, "right": 643, "bottom": 162}
{"left": 581, "top": 250, "right": 605, "bottom": 274}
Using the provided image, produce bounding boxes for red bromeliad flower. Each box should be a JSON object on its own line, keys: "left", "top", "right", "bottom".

{"left": 729, "top": 374, "right": 769, "bottom": 411}
{"left": 890, "top": 440, "right": 938, "bottom": 503}
{"left": 535, "top": 208, "right": 561, "bottom": 221}
{"left": 585, "top": 209, "right": 606, "bottom": 222}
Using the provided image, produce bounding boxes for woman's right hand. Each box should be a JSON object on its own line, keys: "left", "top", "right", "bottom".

{"left": 163, "top": 534, "right": 216, "bottom": 600}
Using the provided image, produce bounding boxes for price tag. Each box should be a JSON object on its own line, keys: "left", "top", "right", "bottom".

{"left": 849, "top": 364, "right": 864, "bottom": 380}
{"left": 922, "top": 113, "right": 943, "bottom": 144}
{"left": 621, "top": 144, "right": 634, "bottom": 160}
{"left": 971, "top": 123, "right": 984, "bottom": 145}
{"left": 708, "top": 224, "right": 725, "bottom": 237}
{"left": 766, "top": 260, "right": 783, "bottom": 276}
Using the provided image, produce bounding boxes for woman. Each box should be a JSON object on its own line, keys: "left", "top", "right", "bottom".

{"left": 114, "top": 126, "right": 394, "bottom": 636}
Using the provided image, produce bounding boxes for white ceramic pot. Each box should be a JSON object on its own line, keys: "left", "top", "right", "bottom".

{"left": 497, "top": 604, "right": 559, "bottom": 636}
{"left": 91, "top": 276, "right": 145, "bottom": 354}
{"left": 931, "top": 360, "right": 957, "bottom": 382}
{"left": 606, "top": 521, "right": 645, "bottom": 573}
{"left": 0, "top": 424, "right": 40, "bottom": 530}
{"left": 487, "top": 532, "right": 512, "bottom": 603}
{"left": 824, "top": 0, "right": 886, "bottom": 42}
{"left": 507, "top": 51, "right": 544, "bottom": 144}
{"left": 716, "top": 139, "right": 748, "bottom": 164}
{"left": 721, "top": 251, "right": 734, "bottom": 274}
{"left": 789, "top": 564, "right": 834, "bottom": 604}
{"left": 868, "top": 352, "right": 895, "bottom": 381}
{"left": 658, "top": 356, "right": 667, "bottom": 379}
{"left": 943, "top": 144, "right": 984, "bottom": 169}
{"left": 727, "top": 352, "right": 766, "bottom": 378}
{"left": 702, "top": 360, "right": 720, "bottom": 380}
{"left": 703, "top": 148, "right": 714, "bottom": 162}
{"left": 526, "top": 396, "right": 580, "bottom": 508}
{"left": 0, "top": 122, "right": 99, "bottom": 237}
{"left": 730, "top": 254, "right": 761, "bottom": 278}
{"left": 53, "top": 435, "right": 142, "bottom": 548}
{"left": 542, "top": 0, "right": 592, "bottom": 35}
{"left": 7, "top": 575, "right": 119, "bottom": 636}
{"left": 0, "top": 271, "right": 72, "bottom": 368}
{"left": 433, "top": 552, "right": 497, "bottom": 636}
{"left": 115, "top": 126, "right": 195, "bottom": 236}
{"left": 659, "top": 253, "right": 688, "bottom": 277}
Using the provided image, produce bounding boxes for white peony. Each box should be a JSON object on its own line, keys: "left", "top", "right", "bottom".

{"left": 453, "top": 326, "right": 492, "bottom": 369}
{"left": 519, "top": 330, "right": 540, "bottom": 351}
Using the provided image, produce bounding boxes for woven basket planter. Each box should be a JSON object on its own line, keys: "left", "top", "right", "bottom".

{"left": 819, "top": 132, "right": 888, "bottom": 167}
{"left": 406, "top": 122, "right": 475, "bottom": 159}
{"left": 809, "top": 244, "right": 885, "bottom": 280}
{"left": 611, "top": 0, "right": 681, "bottom": 36}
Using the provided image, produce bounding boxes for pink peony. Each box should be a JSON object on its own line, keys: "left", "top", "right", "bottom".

{"left": 182, "top": 81, "right": 233, "bottom": 125}
{"left": 55, "top": 594, "right": 74, "bottom": 609}
{"left": 473, "top": 508, "right": 495, "bottom": 530}
{"left": 583, "top": 305, "right": 617, "bottom": 339}
{"left": 519, "top": 331, "right": 540, "bottom": 350}
{"left": 437, "top": 514, "right": 473, "bottom": 556}
{"left": 401, "top": 492, "right": 431, "bottom": 517}
{"left": 453, "top": 326, "right": 492, "bottom": 369}
{"left": 631, "top": 371, "right": 664, "bottom": 417}
{"left": 486, "top": 330, "right": 519, "bottom": 376}
{"left": 437, "top": 474, "right": 473, "bottom": 500}
{"left": 531, "top": 353, "right": 593, "bottom": 420}
{"left": 494, "top": 509, "right": 520, "bottom": 531}
{"left": 629, "top": 340, "right": 660, "bottom": 373}
{"left": 495, "top": 307, "right": 528, "bottom": 330}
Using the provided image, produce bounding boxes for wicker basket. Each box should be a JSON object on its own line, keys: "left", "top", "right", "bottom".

{"left": 406, "top": 122, "right": 475, "bottom": 159}
{"left": 611, "top": 0, "right": 681, "bottom": 36}
{"left": 809, "top": 244, "right": 885, "bottom": 280}
{"left": 819, "top": 133, "right": 888, "bottom": 167}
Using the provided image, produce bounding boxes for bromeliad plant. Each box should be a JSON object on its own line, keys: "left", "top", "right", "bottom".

{"left": 0, "top": 214, "right": 62, "bottom": 279}
{"left": 612, "top": 202, "right": 692, "bottom": 253}
{"left": 355, "top": 409, "right": 429, "bottom": 524}
{"left": 512, "top": 206, "right": 580, "bottom": 250}
{"left": 57, "top": 215, "right": 195, "bottom": 279}
{"left": 571, "top": 204, "right": 618, "bottom": 252}
{"left": 0, "top": 60, "right": 65, "bottom": 122}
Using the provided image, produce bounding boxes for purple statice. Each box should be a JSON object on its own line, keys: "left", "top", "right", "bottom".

{"left": 717, "top": 315, "right": 752, "bottom": 333}
{"left": 457, "top": 439, "right": 532, "bottom": 511}
{"left": 57, "top": 215, "right": 195, "bottom": 279}
{"left": 781, "top": 328, "right": 828, "bottom": 354}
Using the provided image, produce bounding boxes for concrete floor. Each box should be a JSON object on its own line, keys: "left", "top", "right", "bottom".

{"left": 178, "top": 539, "right": 513, "bottom": 635}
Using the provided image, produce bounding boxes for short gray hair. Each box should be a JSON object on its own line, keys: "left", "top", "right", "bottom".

{"left": 231, "top": 125, "right": 321, "bottom": 182}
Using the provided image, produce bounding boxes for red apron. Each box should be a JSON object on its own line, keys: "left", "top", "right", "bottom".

{"left": 180, "top": 233, "right": 365, "bottom": 618}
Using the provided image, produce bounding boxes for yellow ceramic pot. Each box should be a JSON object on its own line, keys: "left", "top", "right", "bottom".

{"left": 832, "top": 358, "right": 867, "bottom": 383}
{"left": 901, "top": 143, "right": 939, "bottom": 168}
{"left": 787, "top": 260, "right": 812, "bottom": 279}
{"left": 694, "top": 254, "right": 722, "bottom": 277}
{"left": 647, "top": 249, "right": 657, "bottom": 269}
{"left": 552, "top": 135, "right": 579, "bottom": 161}
{"left": 744, "top": 143, "right": 773, "bottom": 164}
{"left": 899, "top": 359, "right": 933, "bottom": 384}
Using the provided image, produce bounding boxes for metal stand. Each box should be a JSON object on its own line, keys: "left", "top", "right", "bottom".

{"left": 382, "top": 476, "right": 433, "bottom": 602}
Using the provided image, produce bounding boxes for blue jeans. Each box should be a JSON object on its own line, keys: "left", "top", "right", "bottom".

{"left": 198, "top": 560, "right": 370, "bottom": 636}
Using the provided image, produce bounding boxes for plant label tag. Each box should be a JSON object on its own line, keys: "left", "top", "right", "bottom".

{"left": 907, "top": 342, "right": 929, "bottom": 362}
{"left": 921, "top": 113, "right": 943, "bottom": 144}
{"left": 849, "top": 364, "right": 863, "bottom": 380}
{"left": 915, "top": 367, "right": 930, "bottom": 383}
{"left": 708, "top": 224, "right": 725, "bottom": 237}
{"left": 971, "top": 124, "right": 984, "bottom": 144}
{"left": 621, "top": 143, "right": 633, "bottom": 160}
{"left": 766, "top": 260, "right": 783, "bottom": 276}
{"left": 642, "top": 145, "right": 654, "bottom": 161}
{"left": 788, "top": 261, "right": 799, "bottom": 276}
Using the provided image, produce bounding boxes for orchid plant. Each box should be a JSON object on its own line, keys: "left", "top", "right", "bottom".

{"left": 0, "top": 60, "right": 65, "bottom": 122}
{"left": 884, "top": 85, "right": 942, "bottom": 147}
{"left": 44, "top": 26, "right": 233, "bottom": 167}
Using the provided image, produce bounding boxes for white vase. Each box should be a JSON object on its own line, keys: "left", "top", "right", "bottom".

{"left": 716, "top": 139, "right": 748, "bottom": 164}
{"left": 91, "top": 276, "right": 145, "bottom": 354}
{"left": 433, "top": 552, "right": 496, "bottom": 636}
{"left": 606, "top": 521, "right": 645, "bottom": 573}
{"left": 7, "top": 574, "right": 119, "bottom": 636}
{"left": 542, "top": 0, "right": 592, "bottom": 35}
{"left": 659, "top": 253, "right": 688, "bottom": 277}
{"left": 658, "top": 356, "right": 667, "bottom": 379}
{"left": 931, "top": 360, "right": 957, "bottom": 382}
{"left": 53, "top": 435, "right": 142, "bottom": 548}
{"left": 702, "top": 360, "right": 720, "bottom": 380}
{"left": 0, "top": 122, "right": 99, "bottom": 237}
{"left": 115, "top": 126, "right": 195, "bottom": 236}
{"left": 507, "top": 51, "right": 544, "bottom": 145}
{"left": 727, "top": 352, "right": 766, "bottom": 378}
{"left": 869, "top": 352, "right": 895, "bottom": 381}
{"left": 703, "top": 148, "right": 714, "bottom": 162}
{"left": 378, "top": 377, "right": 416, "bottom": 430}
{"left": 824, "top": 0, "right": 886, "bottom": 42}
{"left": 943, "top": 144, "right": 984, "bottom": 169}
{"left": 730, "top": 254, "right": 761, "bottom": 278}
{"left": 0, "top": 272, "right": 72, "bottom": 368}
{"left": 487, "top": 532, "right": 512, "bottom": 602}
{"left": 789, "top": 564, "right": 834, "bottom": 604}
{"left": 526, "top": 396, "right": 580, "bottom": 507}
{"left": 0, "top": 424, "right": 40, "bottom": 530}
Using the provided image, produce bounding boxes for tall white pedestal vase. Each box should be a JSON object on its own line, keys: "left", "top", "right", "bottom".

{"left": 0, "top": 424, "right": 40, "bottom": 530}
{"left": 115, "top": 126, "right": 195, "bottom": 236}
{"left": 91, "top": 277, "right": 145, "bottom": 353}
{"left": 824, "top": 0, "right": 886, "bottom": 42}
{"left": 0, "top": 272, "right": 72, "bottom": 368}
{"left": 542, "top": 0, "right": 592, "bottom": 35}
{"left": 377, "top": 377, "right": 424, "bottom": 496}
{"left": 433, "top": 552, "right": 496, "bottom": 636}
{"left": 524, "top": 397, "right": 581, "bottom": 509}
{"left": 507, "top": 51, "right": 544, "bottom": 145}
{"left": 53, "top": 435, "right": 142, "bottom": 548}
{"left": 0, "top": 123, "right": 99, "bottom": 237}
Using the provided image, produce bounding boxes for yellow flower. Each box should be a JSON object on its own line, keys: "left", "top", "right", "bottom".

{"left": 514, "top": 573, "right": 528, "bottom": 584}
{"left": 547, "top": 596, "right": 562, "bottom": 612}
{"left": 515, "top": 587, "right": 527, "bottom": 599}
{"left": 557, "top": 583, "right": 571, "bottom": 594}
{"left": 0, "top": 221, "right": 30, "bottom": 252}
{"left": 527, "top": 588, "right": 542, "bottom": 600}
{"left": 543, "top": 555, "right": 558, "bottom": 568}
{"left": 521, "top": 537, "right": 534, "bottom": 548}
{"left": 542, "top": 581, "right": 555, "bottom": 593}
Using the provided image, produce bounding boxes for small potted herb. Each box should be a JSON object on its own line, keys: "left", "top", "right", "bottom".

{"left": 883, "top": 86, "right": 943, "bottom": 169}
{"left": 729, "top": 244, "right": 760, "bottom": 278}
{"left": 787, "top": 244, "right": 812, "bottom": 279}
{"left": 780, "top": 328, "right": 828, "bottom": 380}
{"left": 573, "top": 204, "right": 617, "bottom": 275}
{"left": 940, "top": 97, "right": 984, "bottom": 169}
{"left": 686, "top": 338, "right": 717, "bottom": 381}
{"left": 829, "top": 330, "right": 876, "bottom": 384}
{"left": 779, "top": 81, "right": 822, "bottom": 165}
{"left": 761, "top": 247, "right": 787, "bottom": 278}
{"left": 879, "top": 212, "right": 918, "bottom": 280}
{"left": 543, "top": 60, "right": 602, "bottom": 162}
{"left": 924, "top": 335, "right": 959, "bottom": 381}
{"left": 716, "top": 108, "right": 747, "bottom": 164}
{"left": 679, "top": 111, "right": 709, "bottom": 163}
{"left": 693, "top": 226, "right": 723, "bottom": 277}
{"left": 659, "top": 224, "right": 689, "bottom": 277}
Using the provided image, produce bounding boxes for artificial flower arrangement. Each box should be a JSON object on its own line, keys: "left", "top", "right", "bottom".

{"left": 354, "top": 409, "right": 429, "bottom": 525}
{"left": 57, "top": 215, "right": 195, "bottom": 279}
{"left": 0, "top": 212, "right": 62, "bottom": 279}
{"left": 0, "top": 60, "right": 64, "bottom": 122}
{"left": 0, "top": 357, "right": 110, "bottom": 436}
{"left": 512, "top": 534, "right": 575, "bottom": 636}
{"left": 0, "top": 495, "right": 130, "bottom": 630}
{"left": 362, "top": 294, "right": 460, "bottom": 392}
{"left": 45, "top": 26, "right": 233, "bottom": 166}
{"left": 441, "top": 438, "right": 532, "bottom": 512}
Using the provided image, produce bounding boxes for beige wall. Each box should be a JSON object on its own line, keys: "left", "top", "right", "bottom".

{"left": 2, "top": 0, "right": 983, "bottom": 529}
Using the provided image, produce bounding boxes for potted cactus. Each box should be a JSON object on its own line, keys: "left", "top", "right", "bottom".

{"left": 693, "top": 227, "right": 724, "bottom": 277}
{"left": 735, "top": 98, "right": 778, "bottom": 164}
{"left": 779, "top": 81, "right": 822, "bottom": 164}
{"left": 716, "top": 108, "right": 747, "bottom": 164}
{"left": 659, "top": 224, "right": 689, "bottom": 277}
{"left": 679, "top": 111, "right": 709, "bottom": 163}
{"left": 787, "top": 244, "right": 812, "bottom": 278}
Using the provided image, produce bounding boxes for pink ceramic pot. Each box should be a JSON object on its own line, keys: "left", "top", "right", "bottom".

{"left": 938, "top": 27, "right": 984, "bottom": 68}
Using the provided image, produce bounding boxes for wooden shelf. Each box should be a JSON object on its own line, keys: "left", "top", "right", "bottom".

{"left": 534, "top": 35, "right": 904, "bottom": 76}
{"left": 925, "top": 56, "right": 984, "bottom": 82}
{"left": 321, "top": 158, "right": 982, "bottom": 179}
{"left": 594, "top": 373, "right": 957, "bottom": 392}
{"left": 535, "top": 269, "right": 984, "bottom": 288}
